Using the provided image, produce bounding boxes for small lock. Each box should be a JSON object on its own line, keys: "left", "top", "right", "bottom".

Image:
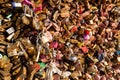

{"left": 12, "top": 2, "right": 22, "bottom": 8}
{"left": 22, "top": 0, "right": 32, "bottom": 5}
{"left": 66, "top": 42, "right": 71, "bottom": 46}
{"left": 89, "top": 20, "right": 93, "bottom": 24}
{"left": 41, "top": 35, "right": 49, "bottom": 44}
{"left": 84, "top": 34, "right": 90, "bottom": 40}
{"left": 69, "top": 66, "right": 75, "bottom": 71}
{"left": 61, "top": 71, "right": 71, "bottom": 78}
{"left": 53, "top": 50, "right": 57, "bottom": 57}
{"left": 0, "top": 19, "right": 2, "bottom": 26}
{"left": 6, "top": 27, "right": 15, "bottom": 34}
{"left": 25, "top": 9, "right": 33, "bottom": 17}
{"left": 117, "top": 51, "right": 120, "bottom": 55}
{"left": 80, "top": 20, "right": 85, "bottom": 24}
{"left": 69, "top": 56, "right": 78, "bottom": 61}
{"left": 24, "top": 5, "right": 33, "bottom": 17}
{"left": 6, "top": 13, "right": 12, "bottom": 19}
{"left": 6, "top": 33, "right": 15, "bottom": 41}
{"left": 117, "top": 57, "right": 120, "bottom": 62}
{"left": 0, "top": 53, "right": 3, "bottom": 59}
{"left": 118, "top": 44, "right": 120, "bottom": 49}
{"left": 27, "top": 47, "right": 35, "bottom": 55}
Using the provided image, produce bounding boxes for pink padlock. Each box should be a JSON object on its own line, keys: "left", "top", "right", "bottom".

{"left": 56, "top": 53, "right": 63, "bottom": 60}
{"left": 34, "top": 6, "right": 42, "bottom": 12}
{"left": 50, "top": 42, "right": 58, "bottom": 49}
{"left": 84, "top": 34, "right": 90, "bottom": 40}
{"left": 22, "top": 0, "right": 32, "bottom": 5}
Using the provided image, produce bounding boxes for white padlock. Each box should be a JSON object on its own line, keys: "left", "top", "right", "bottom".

{"left": 12, "top": 2, "right": 22, "bottom": 8}
{"left": 6, "top": 27, "right": 15, "bottom": 34}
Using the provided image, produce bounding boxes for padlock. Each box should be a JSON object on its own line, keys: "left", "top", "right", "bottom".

{"left": 22, "top": 15, "right": 30, "bottom": 25}
{"left": 2, "top": 21, "right": 12, "bottom": 28}
{"left": 0, "top": 53, "right": 3, "bottom": 59}
{"left": 69, "top": 56, "right": 78, "bottom": 62}
{"left": 24, "top": 5, "right": 33, "bottom": 17}
{"left": 69, "top": 65, "right": 75, "bottom": 71}
{"left": 6, "top": 13, "right": 12, "bottom": 19}
{"left": 6, "top": 33, "right": 15, "bottom": 41}
{"left": 0, "top": 19, "right": 2, "bottom": 26}
{"left": 12, "top": 2, "right": 22, "bottom": 8}
{"left": 84, "top": 34, "right": 90, "bottom": 40}
{"left": 117, "top": 57, "right": 120, "bottom": 62}
{"left": 6, "top": 27, "right": 15, "bottom": 34}
{"left": 22, "top": 0, "right": 32, "bottom": 5}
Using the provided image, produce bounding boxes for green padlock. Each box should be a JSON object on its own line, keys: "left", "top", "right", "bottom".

{"left": 38, "top": 62, "right": 46, "bottom": 69}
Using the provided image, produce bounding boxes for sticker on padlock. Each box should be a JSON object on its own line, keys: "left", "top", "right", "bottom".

{"left": 6, "top": 27, "right": 15, "bottom": 34}
{"left": 12, "top": 2, "right": 22, "bottom": 8}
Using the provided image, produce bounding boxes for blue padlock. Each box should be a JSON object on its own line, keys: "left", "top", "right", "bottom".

{"left": 98, "top": 53, "right": 104, "bottom": 61}
{"left": 117, "top": 51, "right": 120, "bottom": 55}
